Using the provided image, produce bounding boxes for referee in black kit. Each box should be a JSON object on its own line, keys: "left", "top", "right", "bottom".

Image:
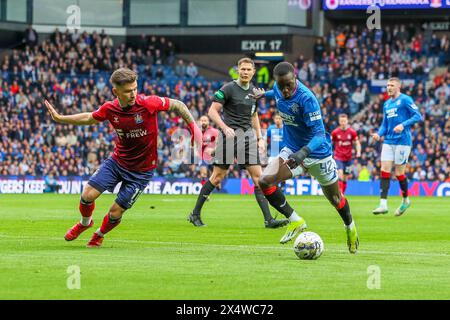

{"left": 188, "top": 57, "right": 288, "bottom": 228}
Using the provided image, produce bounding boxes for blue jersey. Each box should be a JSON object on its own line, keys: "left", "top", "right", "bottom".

{"left": 266, "top": 80, "right": 332, "bottom": 159}
{"left": 266, "top": 124, "right": 285, "bottom": 157}
{"left": 377, "top": 93, "right": 422, "bottom": 146}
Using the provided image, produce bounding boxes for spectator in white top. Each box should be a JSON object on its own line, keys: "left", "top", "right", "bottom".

{"left": 298, "top": 65, "right": 308, "bottom": 82}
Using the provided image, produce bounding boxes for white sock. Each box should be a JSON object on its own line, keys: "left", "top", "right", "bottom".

{"left": 403, "top": 197, "right": 410, "bottom": 203}
{"left": 80, "top": 217, "right": 92, "bottom": 226}
{"left": 289, "top": 211, "right": 301, "bottom": 222}
{"left": 345, "top": 220, "right": 355, "bottom": 229}
{"left": 380, "top": 199, "right": 388, "bottom": 208}
{"left": 95, "top": 228, "right": 104, "bottom": 237}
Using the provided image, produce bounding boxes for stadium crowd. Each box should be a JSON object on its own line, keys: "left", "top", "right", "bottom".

{"left": 0, "top": 25, "right": 449, "bottom": 183}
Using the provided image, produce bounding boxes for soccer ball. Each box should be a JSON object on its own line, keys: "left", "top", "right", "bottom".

{"left": 293, "top": 231, "right": 324, "bottom": 260}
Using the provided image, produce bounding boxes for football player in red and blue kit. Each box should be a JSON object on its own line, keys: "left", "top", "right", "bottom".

{"left": 331, "top": 114, "right": 361, "bottom": 194}
{"left": 44, "top": 68, "right": 202, "bottom": 247}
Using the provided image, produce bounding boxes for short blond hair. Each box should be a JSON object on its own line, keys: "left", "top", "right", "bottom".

{"left": 110, "top": 68, "right": 138, "bottom": 87}
{"left": 237, "top": 57, "right": 255, "bottom": 68}
{"left": 388, "top": 77, "right": 402, "bottom": 85}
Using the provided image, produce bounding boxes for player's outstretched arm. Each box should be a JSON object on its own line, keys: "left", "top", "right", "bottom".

{"left": 44, "top": 99, "right": 98, "bottom": 125}
{"left": 168, "top": 99, "right": 202, "bottom": 145}
{"left": 249, "top": 88, "right": 275, "bottom": 100}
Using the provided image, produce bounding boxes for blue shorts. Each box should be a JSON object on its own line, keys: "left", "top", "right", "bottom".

{"left": 335, "top": 159, "right": 353, "bottom": 175}
{"left": 88, "top": 157, "right": 153, "bottom": 209}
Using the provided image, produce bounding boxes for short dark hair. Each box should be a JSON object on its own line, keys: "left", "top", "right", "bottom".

{"left": 110, "top": 68, "right": 138, "bottom": 87}
{"left": 339, "top": 113, "right": 348, "bottom": 119}
{"left": 273, "top": 62, "right": 295, "bottom": 77}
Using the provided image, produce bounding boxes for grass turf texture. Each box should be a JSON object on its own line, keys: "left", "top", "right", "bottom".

{"left": 0, "top": 194, "right": 449, "bottom": 300}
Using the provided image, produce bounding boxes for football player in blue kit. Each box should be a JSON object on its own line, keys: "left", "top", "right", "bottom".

{"left": 251, "top": 62, "right": 359, "bottom": 254}
{"left": 371, "top": 77, "right": 422, "bottom": 216}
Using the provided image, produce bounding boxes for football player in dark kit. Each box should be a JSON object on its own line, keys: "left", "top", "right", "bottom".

{"left": 188, "top": 58, "right": 288, "bottom": 229}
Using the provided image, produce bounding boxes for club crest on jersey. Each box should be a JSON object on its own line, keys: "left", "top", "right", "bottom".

{"left": 134, "top": 113, "right": 143, "bottom": 124}
{"left": 396, "top": 100, "right": 401, "bottom": 106}
{"left": 113, "top": 116, "right": 119, "bottom": 123}
{"left": 290, "top": 103, "right": 300, "bottom": 113}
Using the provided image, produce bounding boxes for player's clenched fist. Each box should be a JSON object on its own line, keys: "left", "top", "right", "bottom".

{"left": 393, "top": 124, "right": 404, "bottom": 133}
{"left": 371, "top": 133, "right": 381, "bottom": 141}
{"left": 221, "top": 125, "right": 235, "bottom": 138}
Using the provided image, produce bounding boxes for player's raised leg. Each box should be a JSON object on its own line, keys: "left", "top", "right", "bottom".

{"left": 64, "top": 184, "right": 100, "bottom": 241}
{"left": 259, "top": 157, "right": 307, "bottom": 243}
{"left": 246, "top": 164, "right": 289, "bottom": 229}
{"left": 394, "top": 162, "right": 411, "bottom": 216}
{"left": 188, "top": 165, "right": 228, "bottom": 227}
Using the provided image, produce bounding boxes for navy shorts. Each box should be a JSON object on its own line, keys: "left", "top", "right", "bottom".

{"left": 335, "top": 159, "right": 353, "bottom": 175}
{"left": 88, "top": 157, "right": 153, "bottom": 210}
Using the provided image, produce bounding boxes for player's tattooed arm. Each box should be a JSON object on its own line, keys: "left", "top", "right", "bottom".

{"left": 168, "top": 99, "right": 203, "bottom": 146}
{"left": 168, "top": 99, "right": 195, "bottom": 124}
{"left": 44, "top": 99, "right": 98, "bottom": 125}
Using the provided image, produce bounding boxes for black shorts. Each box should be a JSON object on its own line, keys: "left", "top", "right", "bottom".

{"left": 213, "top": 132, "right": 261, "bottom": 170}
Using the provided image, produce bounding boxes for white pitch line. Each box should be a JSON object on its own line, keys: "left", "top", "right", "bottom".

{"left": 0, "top": 234, "right": 448, "bottom": 258}
{"left": 159, "top": 198, "right": 373, "bottom": 203}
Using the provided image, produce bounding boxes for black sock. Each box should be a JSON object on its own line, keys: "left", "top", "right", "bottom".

{"left": 337, "top": 199, "right": 352, "bottom": 226}
{"left": 254, "top": 187, "right": 273, "bottom": 222}
{"left": 380, "top": 177, "right": 390, "bottom": 199}
{"left": 264, "top": 188, "right": 294, "bottom": 219}
{"left": 193, "top": 180, "right": 215, "bottom": 215}
{"left": 398, "top": 178, "right": 409, "bottom": 198}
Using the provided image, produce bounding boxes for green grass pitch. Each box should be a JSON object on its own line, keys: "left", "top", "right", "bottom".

{"left": 0, "top": 194, "right": 449, "bottom": 300}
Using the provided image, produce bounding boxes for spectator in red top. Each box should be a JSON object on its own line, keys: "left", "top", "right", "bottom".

{"left": 10, "top": 81, "right": 20, "bottom": 95}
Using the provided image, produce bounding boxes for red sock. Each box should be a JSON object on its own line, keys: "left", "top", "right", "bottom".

{"left": 396, "top": 174, "right": 409, "bottom": 198}
{"left": 337, "top": 194, "right": 347, "bottom": 210}
{"left": 79, "top": 200, "right": 95, "bottom": 218}
{"left": 99, "top": 213, "right": 121, "bottom": 235}
{"left": 338, "top": 181, "right": 344, "bottom": 193}
{"left": 262, "top": 186, "right": 277, "bottom": 196}
{"left": 342, "top": 181, "right": 348, "bottom": 194}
